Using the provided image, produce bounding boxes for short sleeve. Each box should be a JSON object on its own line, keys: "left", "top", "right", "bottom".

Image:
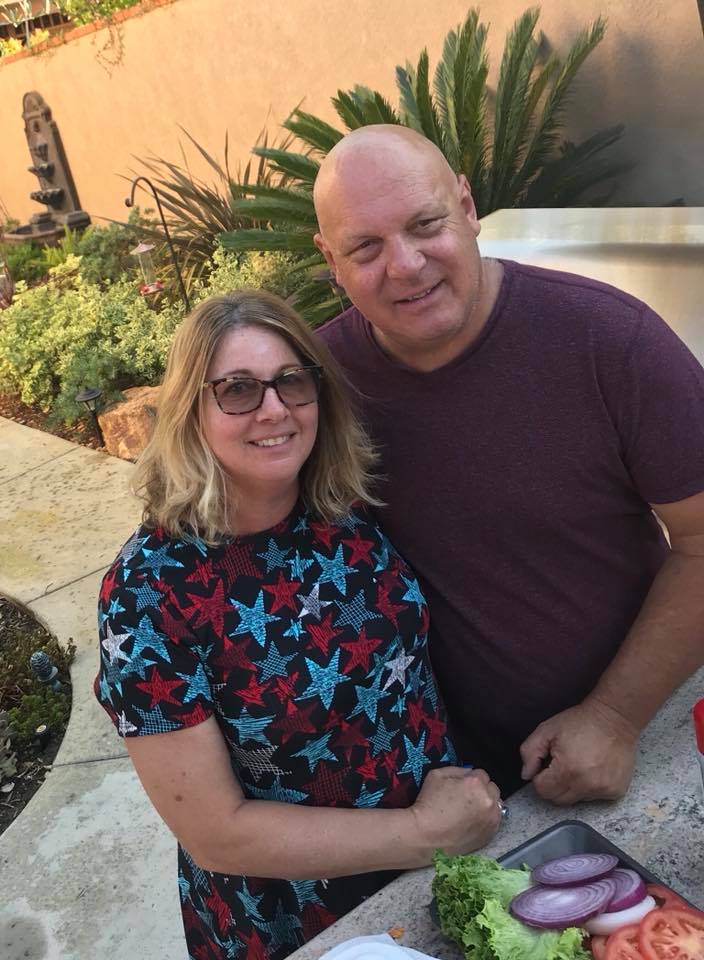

{"left": 95, "top": 546, "right": 215, "bottom": 738}
{"left": 611, "top": 306, "right": 704, "bottom": 504}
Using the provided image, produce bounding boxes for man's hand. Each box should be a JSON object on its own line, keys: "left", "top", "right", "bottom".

{"left": 519, "top": 700, "right": 640, "bottom": 804}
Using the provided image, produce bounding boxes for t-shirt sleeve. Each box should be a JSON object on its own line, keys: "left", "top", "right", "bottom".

{"left": 95, "top": 556, "right": 215, "bottom": 738}
{"left": 612, "top": 306, "right": 704, "bottom": 504}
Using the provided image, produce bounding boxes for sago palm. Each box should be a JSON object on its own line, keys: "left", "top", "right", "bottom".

{"left": 220, "top": 6, "right": 633, "bottom": 325}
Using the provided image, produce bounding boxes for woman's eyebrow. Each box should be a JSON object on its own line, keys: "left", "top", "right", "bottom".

{"left": 215, "top": 363, "right": 301, "bottom": 379}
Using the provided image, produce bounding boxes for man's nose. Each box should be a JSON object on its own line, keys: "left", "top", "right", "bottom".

{"left": 385, "top": 237, "right": 425, "bottom": 280}
{"left": 256, "top": 385, "right": 288, "bottom": 420}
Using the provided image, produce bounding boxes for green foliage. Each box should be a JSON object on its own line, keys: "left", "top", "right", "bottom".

{"left": 130, "top": 126, "right": 297, "bottom": 297}
{"left": 0, "top": 712, "right": 18, "bottom": 784}
{"left": 197, "top": 247, "right": 307, "bottom": 302}
{"left": 8, "top": 688, "right": 71, "bottom": 748}
{"left": 221, "top": 5, "right": 633, "bottom": 323}
{"left": 75, "top": 211, "right": 144, "bottom": 287}
{"left": 0, "top": 599, "right": 75, "bottom": 721}
{"left": 42, "top": 227, "right": 83, "bottom": 271}
{"left": 0, "top": 239, "right": 46, "bottom": 285}
{"left": 55, "top": 0, "right": 138, "bottom": 26}
{"left": 0, "top": 256, "right": 182, "bottom": 422}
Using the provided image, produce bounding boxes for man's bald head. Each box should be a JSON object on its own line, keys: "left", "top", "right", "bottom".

{"left": 314, "top": 125, "right": 458, "bottom": 235}
{"left": 311, "top": 124, "right": 498, "bottom": 372}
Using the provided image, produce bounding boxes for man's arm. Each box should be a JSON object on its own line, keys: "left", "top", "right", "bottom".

{"left": 520, "top": 488, "right": 704, "bottom": 804}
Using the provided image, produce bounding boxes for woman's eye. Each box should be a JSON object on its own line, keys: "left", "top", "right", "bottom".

{"left": 224, "top": 380, "right": 255, "bottom": 396}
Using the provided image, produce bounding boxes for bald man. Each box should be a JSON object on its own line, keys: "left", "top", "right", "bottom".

{"left": 314, "top": 125, "right": 704, "bottom": 803}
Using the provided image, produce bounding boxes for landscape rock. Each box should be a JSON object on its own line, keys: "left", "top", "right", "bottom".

{"left": 99, "top": 385, "right": 159, "bottom": 461}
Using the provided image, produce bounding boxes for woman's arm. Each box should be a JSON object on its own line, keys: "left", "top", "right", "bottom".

{"left": 126, "top": 716, "right": 500, "bottom": 878}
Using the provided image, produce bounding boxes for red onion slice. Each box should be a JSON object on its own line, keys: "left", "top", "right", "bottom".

{"left": 510, "top": 878, "right": 617, "bottom": 929}
{"left": 607, "top": 869, "right": 647, "bottom": 911}
{"left": 531, "top": 853, "right": 619, "bottom": 886}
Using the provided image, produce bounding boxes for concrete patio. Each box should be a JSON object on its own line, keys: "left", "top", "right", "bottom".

{"left": 0, "top": 418, "right": 188, "bottom": 960}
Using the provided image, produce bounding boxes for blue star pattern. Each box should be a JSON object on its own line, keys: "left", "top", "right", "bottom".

{"left": 292, "top": 731, "right": 337, "bottom": 773}
{"left": 298, "top": 651, "right": 349, "bottom": 709}
{"left": 95, "top": 502, "right": 459, "bottom": 960}
{"left": 231, "top": 591, "right": 278, "bottom": 647}
{"left": 313, "top": 546, "right": 355, "bottom": 594}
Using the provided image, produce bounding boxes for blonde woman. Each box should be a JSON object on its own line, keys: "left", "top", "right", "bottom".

{"left": 95, "top": 291, "right": 501, "bottom": 960}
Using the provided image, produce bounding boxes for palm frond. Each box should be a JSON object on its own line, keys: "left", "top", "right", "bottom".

{"left": 219, "top": 228, "right": 318, "bottom": 255}
{"left": 396, "top": 62, "right": 423, "bottom": 132}
{"left": 283, "top": 109, "right": 344, "bottom": 153}
{"left": 251, "top": 147, "right": 320, "bottom": 185}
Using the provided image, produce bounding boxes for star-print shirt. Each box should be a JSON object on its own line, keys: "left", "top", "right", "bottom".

{"left": 95, "top": 502, "right": 458, "bottom": 960}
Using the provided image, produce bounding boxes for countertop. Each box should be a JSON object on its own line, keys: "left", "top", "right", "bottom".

{"left": 288, "top": 668, "right": 704, "bottom": 960}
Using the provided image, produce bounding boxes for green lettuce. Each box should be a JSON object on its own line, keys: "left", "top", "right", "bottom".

{"left": 432, "top": 852, "right": 591, "bottom": 960}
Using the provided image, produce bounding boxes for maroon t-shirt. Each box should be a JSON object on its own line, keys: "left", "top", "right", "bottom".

{"left": 318, "top": 259, "right": 704, "bottom": 794}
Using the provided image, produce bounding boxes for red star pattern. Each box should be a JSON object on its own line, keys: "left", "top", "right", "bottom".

{"left": 376, "top": 583, "right": 405, "bottom": 630}
{"left": 329, "top": 714, "right": 369, "bottom": 751}
{"left": 220, "top": 542, "right": 261, "bottom": 580}
{"left": 302, "top": 762, "right": 350, "bottom": 805}
{"left": 192, "top": 939, "right": 219, "bottom": 960}
{"left": 405, "top": 697, "right": 427, "bottom": 737}
{"left": 339, "top": 625, "right": 383, "bottom": 673}
{"left": 180, "top": 702, "right": 211, "bottom": 726}
{"left": 378, "top": 745, "right": 402, "bottom": 780}
{"left": 159, "top": 605, "right": 195, "bottom": 643}
{"left": 205, "top": 882, "right": 232, "bottom": 936}
{"left": 342, "top": 529, "right": 376, "bottom": 566}
{"left": 212, "top": 636, "right": 256, "bottom": 673}
{"left": 270, "top": 699, "right": 318, "bottom": 737}
{"left": 236, "top": 927, "right": 269, "bottom": 960}
{"left": 99, "top": 565, "right": 119, "bottom": 604}
{"left": 185, "top": 558, "right": 215, "bottom": 588}
{"left": 425, "top": 713, "right": 447, "bottom": 752}
{"left": 356, "top": 749, "right": 379, "bottom": 782}
{"left": 268, "top": 671, "right": 300, "bottom": 704}
{"left": 262, "top": 571, "right": 301, "bottom": 614}
{"left": 186, "top": 579, "right": 226, "bottom": 636}
{"left": 237, "top": 673, "right": 268, "bottom": 706}
{"left": 302, "top": 902, "right": 338, "bottom": 940}
{"left": 307, "top": 609, "right": 343, "bottom": 657}
{"left": 309, "top": 519, "right": 336, "bottom": 549}
{"left": 135, "top": 666, "right": 185, "bottom": 708}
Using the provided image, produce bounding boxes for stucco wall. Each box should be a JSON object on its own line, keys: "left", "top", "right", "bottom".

{"left": 1, "top": 0, "right": 703, "bottom": 225}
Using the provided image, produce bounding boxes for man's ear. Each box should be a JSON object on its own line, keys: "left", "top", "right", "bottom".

{"left": 457, "top": 174, "right": 481, "bottom": 237}
{"left": 314, "top": 232, "right": 338, "bottom": 278}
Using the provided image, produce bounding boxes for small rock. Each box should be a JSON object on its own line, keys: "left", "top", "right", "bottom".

{"left": 99, "top": 385, "right": 160, "bottom": 461}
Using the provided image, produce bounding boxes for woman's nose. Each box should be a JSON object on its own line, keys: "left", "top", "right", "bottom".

{"left": 256, "top": 384, "right": 289, "bottom": 420}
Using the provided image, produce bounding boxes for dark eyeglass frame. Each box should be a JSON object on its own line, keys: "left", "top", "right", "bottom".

{"left": 203, "top": 365, "right": 324, "bottom": 415}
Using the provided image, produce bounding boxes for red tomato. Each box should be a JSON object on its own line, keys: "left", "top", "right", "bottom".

{"left": 589, "top": 933, "right": 609, "bottom": 959}
{"left": 645, "top": 883, "right": 692, "bottom": 912}
{"left": 638, "top": 907, "right": 704, "bottom": 960}
{"left": 604, "top": 924, "right": 643, "bottom": 960}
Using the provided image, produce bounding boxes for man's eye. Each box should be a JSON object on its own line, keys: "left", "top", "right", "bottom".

{"left": 418, "top": 218, "right": 439, "bottom": 228}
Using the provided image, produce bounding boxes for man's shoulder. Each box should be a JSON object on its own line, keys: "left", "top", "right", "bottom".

{"left": 504, "top": 258, "right": 648, "bottom": 317}
{"left": 316, "top": 303, "right": 367, "bottom": 351}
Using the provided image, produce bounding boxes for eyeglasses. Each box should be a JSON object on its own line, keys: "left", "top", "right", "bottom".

{"left": 203, "top": 366, "right": 323, "bottom": 415}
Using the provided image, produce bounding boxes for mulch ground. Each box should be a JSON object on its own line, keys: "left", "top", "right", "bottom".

{"left": 0, "top": 392, "right": 101, "bottom": 449}
{"left": 0, "top": 598, "right": 69, "bottom": 837}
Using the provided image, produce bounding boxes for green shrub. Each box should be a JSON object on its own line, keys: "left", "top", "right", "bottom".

{"left": 0, "top": 257, "right": 183, "bottom": 422}
{"left": 42, "top": 227, "right": 83, "bottom": 271}
{"left": 200, "top": 247, "right": 306, "bottom": 301}
{"left": 0, "top": 239, "right": 46, "bottom": 285}
{"left": 8, "top": 688, "right": 71, "bottom": 749}
{"left": 76, "top": 210, "right": 144, "bottom": 288}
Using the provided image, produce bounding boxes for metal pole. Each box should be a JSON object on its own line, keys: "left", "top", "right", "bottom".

{"left": 125, "top": 176, "right": 191, "bottom": 313}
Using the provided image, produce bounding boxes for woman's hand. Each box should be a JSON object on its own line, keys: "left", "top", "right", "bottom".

{"left": 409, "top": 766, "right": 502, "bottom": 857}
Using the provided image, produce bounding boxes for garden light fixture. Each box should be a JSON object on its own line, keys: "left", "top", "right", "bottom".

{"left": 125, "top": 175, "right": 191, "bottom": 312}
{"left": 75, "top": 385, "right": 105, "bottom": 447}
{"left": 29, "top": 651, "right": 62, "bottom": 692}
{"left": 129, "top": 240, "right": 164, "bottom": 296}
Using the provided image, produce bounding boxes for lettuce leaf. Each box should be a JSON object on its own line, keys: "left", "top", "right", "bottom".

{"left": 432, "top": 852, "right": 591, "bottom": 960}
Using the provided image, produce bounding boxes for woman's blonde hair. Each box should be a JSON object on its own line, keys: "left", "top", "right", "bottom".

{"left": 132, "top": 290, "right": 379, "bottom": 542}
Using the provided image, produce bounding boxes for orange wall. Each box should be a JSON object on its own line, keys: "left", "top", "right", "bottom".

{"left": 1, "top": 0, "right": 703, "bottom": 226}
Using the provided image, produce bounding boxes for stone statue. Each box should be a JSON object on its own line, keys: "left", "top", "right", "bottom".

{"left": 5, "top": 91, "right": 90, "bottom": 245}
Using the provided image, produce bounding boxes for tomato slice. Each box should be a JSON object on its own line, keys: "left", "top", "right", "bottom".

{"left": 645, "top": 883, "right": 692, "bottom": 912}
{"left": 638, "top": 907, "right": 704, "bottom": 960}
{"left": 589, "top": 933, "right": 609, "bottom": 959}
{"left": 604, "top": 924, "right": 643, "bottom": 960}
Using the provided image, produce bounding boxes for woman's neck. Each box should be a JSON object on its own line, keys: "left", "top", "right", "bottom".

{"left": 228, "top": 482, "right": 300, "bottom": 537}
